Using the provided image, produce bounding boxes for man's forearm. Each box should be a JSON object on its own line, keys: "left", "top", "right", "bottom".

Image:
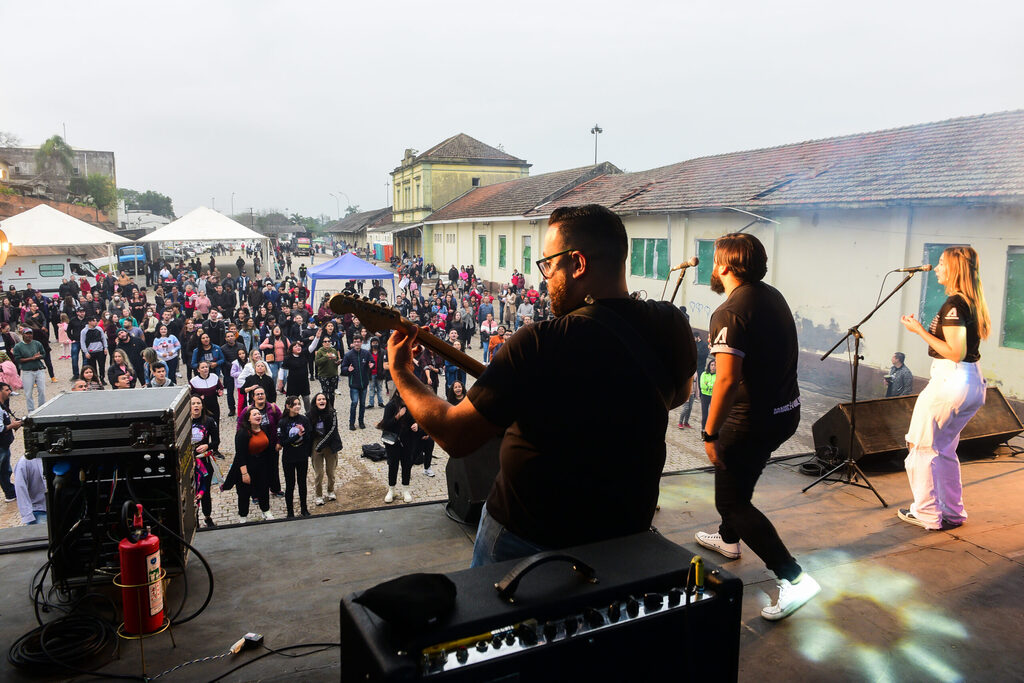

{"left": 703, "top": 376, "right": 739, "bottom": 435}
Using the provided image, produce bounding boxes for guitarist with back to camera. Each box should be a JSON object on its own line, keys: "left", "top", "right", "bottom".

{"left": 387, "top": 205, "right": 696, "bottom": 566}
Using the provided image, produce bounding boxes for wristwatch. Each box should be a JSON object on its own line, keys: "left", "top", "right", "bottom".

{"left": 700, "top": 430, "right": 719, "bottom": 443}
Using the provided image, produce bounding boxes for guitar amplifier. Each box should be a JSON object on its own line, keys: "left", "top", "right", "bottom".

{"left": 340, "top": 531, "right": 742, "bottom": 682}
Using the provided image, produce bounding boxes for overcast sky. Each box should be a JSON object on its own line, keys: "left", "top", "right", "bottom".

{"left": 2, "top": 1, "right": 1022, "bottom": 221}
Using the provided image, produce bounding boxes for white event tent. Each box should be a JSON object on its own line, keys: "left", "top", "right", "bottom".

{"left": 0, "top": 203, "right": 131, "bottom": 250}
{"left": 137, "top": 206, "right": 271, "bottom": 268}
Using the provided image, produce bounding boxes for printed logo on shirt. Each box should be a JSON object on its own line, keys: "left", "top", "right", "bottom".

{"left": 713, "top": 328, "right": 729, "bottom": 346}
{"left": 944, "top": 308, "right": 959, "bottom": 321}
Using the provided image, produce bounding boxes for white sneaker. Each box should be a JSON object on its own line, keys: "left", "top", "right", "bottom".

{"left": 263, "top": 511, "right": 275, "bottom": 521}
{"left": 384, "top": 488, "right": 394, "bottom": 503}
{"left": 238, "top": 516, "right": 248, "bottom": 524}
{"left": 424, "top": 468, "right": 435, "bottom": 477}
{"left": 314, "top": 497, "right": 324, "bottom": 506}
{"left": 403, "top": 490, "right": 412, "bottom": 503}
{"left": 695, "top": 531, "right": 741, "bottom": 559}
{"left": 327, "top": 492, "right": 337, "bottom": 501}
{"left": 761, "top": 573, "right": 821, "bottom": 621}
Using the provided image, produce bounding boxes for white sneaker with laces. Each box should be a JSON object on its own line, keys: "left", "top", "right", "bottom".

{"left": 424, "top": 468, "right": 435, "bottom": 477}
{"left": 327, "top": 492, "right": 337, "bottom": 501}
{"left": 238, "top": 516, "right": 248, "bottom": 524}
{"left": 314, "top": 497, "right": 324, "bottom": 506}
{"left": 761, "top": 573, "right": 821, "bottom": 621}
{"left": 695, "top": 531, "right": 741, "bottom": 559}
{"left": 403, "top": 489, "right": 412, "bottom": 503}
{"left": 384, "top": 487, "right": 395, "bottom": 503}
{"left": 263, "top": 511, "right": 275, "bottom": 521}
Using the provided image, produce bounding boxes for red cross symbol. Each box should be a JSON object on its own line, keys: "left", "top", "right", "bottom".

{"left": 14, "top": 268, "right": 25, "bottom": 276}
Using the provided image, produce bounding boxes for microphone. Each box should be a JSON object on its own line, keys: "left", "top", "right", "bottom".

{"left": 895, "top": 264, "right": 932, "bottom": 273}
{"left": 670, "top": 257, "right": 699, "bottom": 271}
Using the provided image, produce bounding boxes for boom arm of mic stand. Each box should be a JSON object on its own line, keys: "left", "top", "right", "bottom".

{"left": 820, "top": 272, "right": 919, "bottom": 361}
{"left": 666, "top": 268, "right": 687, "bottom": 305}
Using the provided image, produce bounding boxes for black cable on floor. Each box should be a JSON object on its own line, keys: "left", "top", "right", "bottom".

{"left": 205, "top": 643, "right": 339, "bottom": 682}
{"left": 7, "top": 612, "right": 146, "bottom": 681}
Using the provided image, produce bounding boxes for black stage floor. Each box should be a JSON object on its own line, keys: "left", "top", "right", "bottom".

{"left": 2, "top": 450, "right": 1022, "bottom": 682}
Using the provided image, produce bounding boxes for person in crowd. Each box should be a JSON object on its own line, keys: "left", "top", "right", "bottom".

{"left": 487, "top": 324, "right": 507, "bottom": 362}
{"left": 189, "top": 395, "right": 220, "bottom": 528}
{"left": 115, "top": 328, "right": 147, "bottom": 380}
{"left": 191, "top": 332, "right": 226, "bottom": 378}
{"left": 0, "top": 382, "right": 24, "bottom": 503}
{"left": 141, "top": 348, "right": 167, "bottom": 386}
{"left": 237, "top": 387, "right": 284, "bottom": 496}
{"left": 0, "top": 351, "right": 21, "bottom": 394}
{"left": 365, "top": 336, "right": 387, "bottom": 409}
{"left": 13, "top": 329, "right": 48, "bottom": 412}
{"left": 14, "top": 452, "right": 46, "bottom": 525}
{"left": 379, "top": 391, "right": 418, "bottom": 503}
{"left": 884, "top": 351, "right": 914, "bottom": 397}
{"left": 242, "top": 359, "right": 276, "bottom": 406}
{"left": 699, "top": 359, "right": 717, "bottom": 431}
{"left": 277, "top": 395, "right": 313, "bottom": 518}
{"left": 79, "top": 365, "right": 104, "bottom": 391}
{"left": 153, "top": 323, "right": 182, "bottom": 382}
{"left": 260, "top": 325, "right": 289, "bottom": 384}
{"left": 444, "top": 340, "right": 467, "bottom": 402}
{"left": 179, "top": 319, "right": 200, "bottom": 382}
{"left": 148, "top": 362, "right": 174, "bottom": 388}
{"left": 57, "top": 313, "right": 72, "bottom": 359}
{"left": 341, "top": 336, "right": 372, "bottom": 430}
{"left": 190, "top": 360, "right": 224, "bottom": 422}
{"left": 898, "top": 246, "right": 991, "bottom": 531}
{"left": 221, "top": 329, "right": 245, "bottom": 416}
{"left": 448, "top": 380, "right": 467, "bottom": 405}
{"left": 224, "top": 405, "right": 275, "bottom": 523}
{"left": 229, "top": 348, "right": 249, "bottom": 409}
{"left": 307, "top": 391, "right": 342, "bottom": 506}
{"left": 314, "top": 336, "right": 341, "bottom": 407}
{"left": 479, "top": 313, "right": 498, "bottom": 363}
{"left": 107, "top": 348, "right": 137, "bottom": 389}
{"left": 281, "top": 340, "right": 312, "bottom": 412}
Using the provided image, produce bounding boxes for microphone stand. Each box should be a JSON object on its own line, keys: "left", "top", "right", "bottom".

{"left": 802, "top": 270, "right": 923, "bottom": 507}
{"left": 663, "top": 266, "right": 688, "bottom": 305}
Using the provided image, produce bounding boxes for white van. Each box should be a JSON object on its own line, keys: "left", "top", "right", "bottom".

{"left": 0, "top": 255, "right": 100, "bottom": 294}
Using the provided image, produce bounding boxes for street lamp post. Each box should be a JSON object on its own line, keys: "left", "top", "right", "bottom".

{"left": 231, "top": 192, "right": 235, "bottom": 216}
{"left": 329, "top": 192, "right": 340, "bottom": 219}
{"left": 590, "top": 124, "right": 603, "bottom": 164}
{"left": 336, "top": 190, "right": 351, "bottom": 216}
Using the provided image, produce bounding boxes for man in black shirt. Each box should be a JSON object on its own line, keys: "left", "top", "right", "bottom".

{"left": 388, "top": 204, "right": 695, "bottom": 565}
{"left": 696, "top": 232, "right": 819, "bottom": 621}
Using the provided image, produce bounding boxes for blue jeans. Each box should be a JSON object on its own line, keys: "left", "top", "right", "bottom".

{"left": 70, "top": 341, "right": 82, "bottom": 378}
{"left": 366, "top": 377, "right": 384, "bottom": 407}
{"left": 349, "top": 387, "right": 366, "bottom": 426}
{"left": 0, "top": 446, "right": 14, "bottom": 499}
{"left": 268, "top": 361, "right": 281, "bottom": 384}
{"left": 26, "top": 510, "right": 47, "bottom": 525}
{"left": 470, "top": 503, "right": 547, "bottom": 567}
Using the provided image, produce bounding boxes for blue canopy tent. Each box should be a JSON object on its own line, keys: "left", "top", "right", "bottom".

{"left": 308, "top": 252, "right": 395, "bottom": 305}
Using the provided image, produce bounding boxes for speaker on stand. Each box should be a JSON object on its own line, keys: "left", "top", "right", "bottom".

{"left": 445, "top": 438, "right": 501, "bottom": 525}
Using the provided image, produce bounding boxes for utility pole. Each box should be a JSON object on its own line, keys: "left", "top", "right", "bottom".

{"left": 591, "top": 124, "right": 603, "bottom": 164}
{"left": 231, "top": 192, "right": 235, "bottom": 216}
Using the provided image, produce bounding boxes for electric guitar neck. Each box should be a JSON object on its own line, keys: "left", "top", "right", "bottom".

{"left": 328, "top": 293, "right": 486, "bottom": 378}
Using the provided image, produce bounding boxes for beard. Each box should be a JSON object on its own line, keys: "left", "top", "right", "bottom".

{"left": 710, "top": 270, "right": 725, "bottom": 294}
{"left": 548, "top": 276, "right": 570, "bottom": 316}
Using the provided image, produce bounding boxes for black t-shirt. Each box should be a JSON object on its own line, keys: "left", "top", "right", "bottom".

{"left": 708, "top": 281, "right": 800, "bottom": 427}
{"left": 927, "top": 294, "right": 980, "bottom": 362}
{"left": 466, "top": 297, "right": 695, "bottom": 549}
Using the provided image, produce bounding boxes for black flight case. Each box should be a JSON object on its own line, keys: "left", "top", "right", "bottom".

{"left": 24, "top": 387, "right": 196, "bottom": 589}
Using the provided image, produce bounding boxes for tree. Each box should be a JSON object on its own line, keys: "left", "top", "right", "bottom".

{"left": 86, "top": 174, "right": 118, "bottom": 213}
{"left": 119, "top": 188, "right": 175, "bottom": 218}
{"left": 35, "top": 135, "right": 74, "bottom": 180}
{"left": 345, "top": 205, "right": 360, "bottom": 216}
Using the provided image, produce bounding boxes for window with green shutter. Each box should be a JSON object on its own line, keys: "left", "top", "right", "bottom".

{"left": 498, "top": 235, "right": 506, "bottom": 269}
{"left": 629, "top": 238, "right": 669, "bottom": 279}
{"left": 919, "top": 243, "right": 965, "bottom": 326}
{"left": 478, "top": 235, "right": 486, "bottom": 267}
{"left": 522, "top": 235, "right": 532, "bottom": 275}
{"left": 1002, "top": 246, "right": 1024, "bottom": 349}
{"left": 695, "top": 239, "right": 716, "bottom": 285}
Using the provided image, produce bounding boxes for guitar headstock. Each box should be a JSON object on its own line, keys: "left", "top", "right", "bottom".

{"left": 328, "top": 293, "right": 402, "bottom": 335}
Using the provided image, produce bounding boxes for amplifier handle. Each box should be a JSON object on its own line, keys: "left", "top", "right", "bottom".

{"left": 494, "top": 552, "right": 598, "bottom": 603}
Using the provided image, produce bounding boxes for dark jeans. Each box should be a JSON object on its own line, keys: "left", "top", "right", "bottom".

{"left": 678, "top": 376, "right": 697, "bottom": 425}
{"left": 70, "top": 341, "right": 82, "bottom": 378}
{"left": 349, "top": 387, "right": 366, "bottom": 426}
{"left": 319, "top": 377, "right": 338, "bottom": 408}
{"left": 86, "top": 350, "right": 106, "bottom": 383}
{"left": 223, "top": 375, "right": 236, "bottom": 414}
{"left": 386, "top": 443, "right": 413, "bottom": 487}
{"left": 198, "top": 458, "right": 213, "bottom": 517}
{"left": 0, "top": 446, "right": 14, "bottom": 499}
{"left": 420, "top": 437, "right": 435, "bottom": 470}
{"left": 700, "top": 394, "right": 712, "bottom": 431}
{"left": 282, "top": 458, "right": 309, "bottom": 515}
{"left": 715, "top": 409, "right": 801, "bottom": 581}
{"left": 236, "top": 457, "right": 270, "bottom": 517}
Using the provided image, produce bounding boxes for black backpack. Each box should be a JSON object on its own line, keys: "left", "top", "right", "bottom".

{"left": 84, "top": 327, "right": 103, "bottom": 346}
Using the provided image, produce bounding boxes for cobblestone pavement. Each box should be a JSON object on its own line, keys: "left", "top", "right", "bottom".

{"left": 0, "top": 251, "right": 825, "bottom": 529}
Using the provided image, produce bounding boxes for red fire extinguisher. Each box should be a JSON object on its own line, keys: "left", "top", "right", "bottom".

{"left": 118, "top": 502, "right": 165, "bottom": 635}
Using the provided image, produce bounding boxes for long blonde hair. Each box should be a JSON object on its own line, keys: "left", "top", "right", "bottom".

{"left": 942, "top": 246, "right": 991, "bottom": 340}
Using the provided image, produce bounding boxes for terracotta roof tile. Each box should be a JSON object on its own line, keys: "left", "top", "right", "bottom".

{"left": 415, "top": 133, "right": 524, "bottom": 163}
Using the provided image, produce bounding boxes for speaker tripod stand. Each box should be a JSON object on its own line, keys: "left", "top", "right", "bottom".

{"left": 802, "top": 270, "right": 925, "bottom": 507}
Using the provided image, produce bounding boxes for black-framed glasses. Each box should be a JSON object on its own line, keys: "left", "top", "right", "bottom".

{"left": 535, "top": 248, "right": 576, "bottom": 279}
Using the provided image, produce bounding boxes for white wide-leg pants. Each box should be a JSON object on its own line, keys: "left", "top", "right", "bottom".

{"left": 904, "top": 359, "right": 986, "bottom": 529}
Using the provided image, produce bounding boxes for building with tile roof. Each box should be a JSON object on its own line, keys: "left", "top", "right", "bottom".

{"left": 390, "top": 133, "right": 531, "bottom": 226}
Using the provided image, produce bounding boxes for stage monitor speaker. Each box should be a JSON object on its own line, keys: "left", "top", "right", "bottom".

{"left": 445, "top": 438, "right": 500, "bottom": 525}
{"left": 812, "top": 386, "right": 1022, "bottom": 462}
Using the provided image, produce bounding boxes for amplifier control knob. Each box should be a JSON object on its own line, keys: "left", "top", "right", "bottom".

{"left": 543, "top": 621, "right": 558, "bottom": 642}
{"left": 644, "top": 593, "right": 663, "bottom": 611}
{"left": 456, "top": 647, "right": 469, "bottom": 663}
{"left": 517, "top": 624, "right": 538, "bottom": 646}
{"left": 626, "top": 597, "right": 640, "bottom": 618}
{"left": 476, "top": 640, "right": 488, "bottom": 652}
{"left": 585, "top": 608, "right": 604, "bottom": 628}
{"left": 667, "top": 588, "right": 683, "bottom": 607}
{"left": 491, "top": 635, "right": 503, "bottom": 649}
{"left": 504, "top": 632, "right": 516, "bottom": 646}
{"left": 564, "top": 616, "right": 579, "bottom": 636}
{"left": 607, "top": 601, "right": 621, "bottom": 623}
